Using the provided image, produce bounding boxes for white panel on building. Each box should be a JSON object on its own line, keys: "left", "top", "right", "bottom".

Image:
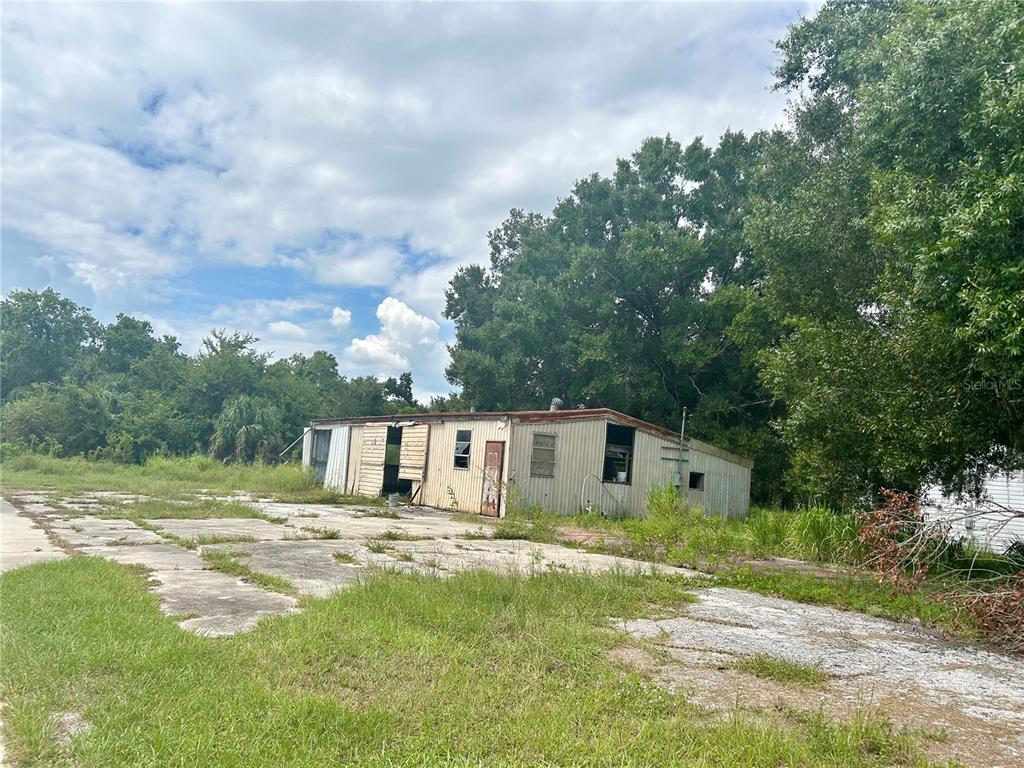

{"left": 923, "top": 470, "right": 1024, "bottom": 554}
{"left": 322, "top": 425, "right": 350, "bottom": 491}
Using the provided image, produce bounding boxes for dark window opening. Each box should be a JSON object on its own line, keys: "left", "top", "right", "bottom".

{"left": 602, "top": 423, "right": 634, "bottom": 484}
{"left": 385, "top": 426, "right": 403, "bottom": 466}
{"left": 454, "top": 429, "right": 471, "bottom": 469}
{"left": 310, "top": 429, "right": 332, "bottom": 485}
{"left": 382, "top": 426, "right": 411, "bottom": 495}
{"left": 688, "top": 471, "right": 705, "bottom": 491}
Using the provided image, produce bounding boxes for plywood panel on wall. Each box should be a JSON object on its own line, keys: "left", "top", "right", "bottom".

{"left": 398, "top": 423, "right": 429, "bottom": 481}
{"left": 357, "top": 423, "right": 388, "bottom": 497}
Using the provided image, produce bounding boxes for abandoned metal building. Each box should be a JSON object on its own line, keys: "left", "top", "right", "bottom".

{"left": 302, "top": 408, "right": 753, "bottom": 518}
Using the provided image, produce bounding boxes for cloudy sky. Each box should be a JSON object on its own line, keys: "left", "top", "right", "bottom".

{"left": 2, "top": 1, "right": 810, "bottom": 399}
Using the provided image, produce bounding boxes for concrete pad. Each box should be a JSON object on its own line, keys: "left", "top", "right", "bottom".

{"left": 205, "top": 540, "right": 366, "bottom": 597}
{"left": 0, "top": 499, "right": 66, "bottom": 572}
{"left": 148, "top": 517, "right": 287, "bottom": 541}
{"left": 149, "top": 569, "right": 298, "bottom": 636}
{"left": 49, "top": 517, "right": 163, "bottom": 547}
{"left": 81, "top": 543, "right": 205, "bottom": 570}
{"left": 8, "top": 492, "right": 51, "bottom": 505}
{"left": 618, "top": 587, "right": 1024, "bottom": 768}
{"left": 277, "top": 511, "right": 491, "bottom": 541}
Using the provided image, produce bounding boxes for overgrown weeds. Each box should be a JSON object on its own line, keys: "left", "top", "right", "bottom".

{"left": 0, "top": 451, "right": 382, "bottom": 505}
{"left": 736, "top": 654, "right": 828, "bottom": 688}
{"left": 201, "top": 550, "right": 296, "bottom": 595}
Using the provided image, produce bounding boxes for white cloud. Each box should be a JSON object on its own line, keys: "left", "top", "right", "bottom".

{"left": 211, "top": 297, "right": 326, "bottom": 326}
{"left": 2, "top": 2, "right": 800, "bottom": 310}
{"left": 267, "top": 320, "right": 307, "bottom": 339}
{"left": 330, "top": 306, "right": 352, "bottom": 329}
{"left": 2, "top": 1, "right": 808, "bottom": 394}
{"left": 344, "top": 297, "right": 447, "bottom": 388}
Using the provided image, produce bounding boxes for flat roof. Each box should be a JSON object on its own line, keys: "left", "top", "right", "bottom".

{"left": 311, "top": 407, "right": 753, "bottom": 468}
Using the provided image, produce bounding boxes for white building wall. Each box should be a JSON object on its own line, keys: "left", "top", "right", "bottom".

{"left": 306, "top": 413, "right": 752, "bottom": 518}
{"left": 322, "top": 425, "right": 350, "bottom": 491}
{"left": 923, "top": 470, "right": 1024, "bottom": 554}
{"left": 508, "top": 417, "right": 752, "bottom": 518}
{"left": 684, "top": 438, "right": 752, "bottom": 518}
{"left": 422, "top": 417, "right": 512, "bottom": 515}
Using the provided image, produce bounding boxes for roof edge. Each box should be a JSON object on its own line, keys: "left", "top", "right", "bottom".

{"left": 310, "top": 408, "right": 754, "bottom": 468}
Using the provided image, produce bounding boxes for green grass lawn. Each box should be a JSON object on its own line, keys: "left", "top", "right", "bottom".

{"left": 1, "top": 558, "right": 939, "bottom": 768}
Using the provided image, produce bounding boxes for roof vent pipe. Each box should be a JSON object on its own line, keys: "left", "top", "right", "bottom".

{"left": 469, "top": 406, "right": 477, "bottom": 413}
{"left": 549, "top": 397, "right": 565, "bottom": 411}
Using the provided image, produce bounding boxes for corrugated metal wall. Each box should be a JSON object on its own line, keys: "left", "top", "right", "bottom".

{"left": 508, "top": 417, "right": 751, "bottom": 518}
{"left": 344, "top": 424, "right": 364, "bottom": 495}
{"left": 684, "top": 439, "right": 751, "bottom": 518}
{"left": 304, "top": 413, "right": 751, "bottom": 518}
{"left": 322, "top": 425, "right": 350, "bottom": 491}
{"left": 923, "top": 471, "right": 1024, "bottom": 554}
{"left": 422, "top": 418, "right": 511, "bottom": 514}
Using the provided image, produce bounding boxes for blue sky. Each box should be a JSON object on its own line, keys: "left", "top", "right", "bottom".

{"left": 1, "top": 2, "right": 810, "bottom": 400}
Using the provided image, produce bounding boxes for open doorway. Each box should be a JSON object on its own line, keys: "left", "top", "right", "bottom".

{"left": 382, "top": 426, "right": 413, "bottom": 496}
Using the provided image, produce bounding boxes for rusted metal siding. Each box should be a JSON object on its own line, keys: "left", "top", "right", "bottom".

{"left": 508, "top": 416, "right": 751, "bottom": 518}
{"left": 398, "top": 423, "right": 430, "bottom": 481}
{"left": 357, "top": 424, "right": 388, "bottom": 497}
{"left": 422, "top": 418, "right": 511, "bottom": 514}
{"left": 509, "top": 419, "right": 605, "bottom": 515}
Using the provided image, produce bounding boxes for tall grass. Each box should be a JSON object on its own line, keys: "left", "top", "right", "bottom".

{"left": 564, "top": 485, "right": 864, "bottom": 567}
{"left": 0, "top": 449, "right": 378, "bottom": 504}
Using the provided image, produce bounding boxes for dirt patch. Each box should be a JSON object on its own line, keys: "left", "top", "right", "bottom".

{"left": 613, "top": 587, "right": 1024, "bottom": 768}
{"left": 53, "top": 711, "right": 92, "bottom": 747}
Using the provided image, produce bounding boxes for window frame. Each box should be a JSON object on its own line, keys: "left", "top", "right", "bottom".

{"left": 529, "top": 432, "right": 557, "bottom": 478}
{"left": 688, "top": 471, "right": 705, "bottom": 491}
{"left": 453, "top": 429, "right": 472, "bottom": 470}
{"left": 602, "top": 423, "right": 635, "bottom": 485}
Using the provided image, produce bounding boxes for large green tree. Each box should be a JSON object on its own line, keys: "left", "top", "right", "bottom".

{"left": 757, "top": 0, "right": 1024, "bottom": 504}
{"left": 445, "top": 134, "right": 788, "bottom": 501}
{"left": 0, "top": 289, "right": 98, "bottom": 398}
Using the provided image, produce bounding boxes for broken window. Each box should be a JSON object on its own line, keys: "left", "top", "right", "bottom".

{"left": 602, "top": 423, "right": 634, "bottom": 484}
{"left": 453, "top": 429, "right": 471, "bottom": 469}
{"left": 385, "top": 426, "right": 402, "bottom": 466}
{"left": 530, "top": 433, "right": 556, "bottom": 477}
{"left": 688, "top": 471, "right": 705, "bottom": 491}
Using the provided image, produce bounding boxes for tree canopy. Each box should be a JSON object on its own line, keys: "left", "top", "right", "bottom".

{"left": 446, "top": 0, "right": 1024, "bottom": 506}
{"left": 0, "top": 290, "right": 423, "bottom": 463}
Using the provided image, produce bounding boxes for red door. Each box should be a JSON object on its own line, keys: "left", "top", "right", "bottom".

{"left": 480, "top": 441, "right": 505, "bottom": 517}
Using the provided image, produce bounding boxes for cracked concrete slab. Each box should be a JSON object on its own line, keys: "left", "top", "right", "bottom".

{"left": 49, "top": 517, "right": 164, "bottom": 547}
{"left": 616, "top": 587, "right": 1024, "bottom": 768}
{"left": 15, "top": 492, "right": 693, "bottom": 637}
{"left": 147, "top": 517, "right": 288, "bottom": 542}
{"left": 0, "top": 499, "right": 66, "bottom": 572}
{"left": 81, "top": 543, "right": 206, "bottom": 570}
{"left": 149, "top": 569, "right": 298, "bottom": 636}
{"left": 205, "top": 540, "right": 364, "bottom": 597}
